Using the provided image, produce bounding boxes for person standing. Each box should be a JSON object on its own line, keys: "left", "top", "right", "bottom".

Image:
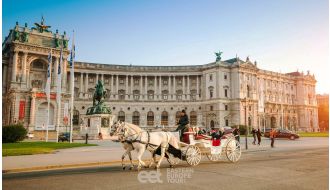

{"left": 233, "top": 126, "right": 240, "bottom": 142}
{"left": 175, "top": 110, "right": 189, "bottom": 139}
{"left": 257, "top": 128, "right": 262, "bottom": 145}
{"left": 251, "top": 128, "right": 257, "bottom": 145}
{"left": 270, "top": 128, "right": 277, "bottom": 148}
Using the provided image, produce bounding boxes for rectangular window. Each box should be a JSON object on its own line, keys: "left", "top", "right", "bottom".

{"left": 177, "top": 94, "right": 182, "bottom": 100}
{"left": 134, "top": 79, "right": 139, "bottom": 85}
{"left": 105, "top": 79, "right": 109, "bottom": 84}
{"left": 89, "top": 78, "right": 94, "bottom": 83}
{"left": 163, "top": 80, "right": 168, "bottom": 86}
{"left": 177, "top": 79, "right": 182, "bottom": 86}
{"left": 119, "top": 79, "right": 124, "bottom": 85}
{"left": 225, "top": 105, "right": 228, "bottom": 111}
{"left": 225, "top": 119, "right": 229, "bottom": 127}
{"left": 209, "top": 74, "right": 213, "bottom": 81}
{"left": 210, "top": 106, "right": 213, "bottom": 111}
{"left": 224, "top": 89, "right": 228, "bottom": 97}
{"left": 224, "top": 74, "right": 227, "bottom": 80}
{"left": 163, "top": 94, "right": 168, "bottom": 100}
{"left": 149, "top": 80, "right": 153, "bottom": 86}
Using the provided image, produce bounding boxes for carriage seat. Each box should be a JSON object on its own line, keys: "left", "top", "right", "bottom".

{"left": 194, "top": 134, "right": 212, "bottom": 140}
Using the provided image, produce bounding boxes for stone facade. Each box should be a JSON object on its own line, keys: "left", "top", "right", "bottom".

{"left": 2, "top": 21, "right": 319, "bottom": 132}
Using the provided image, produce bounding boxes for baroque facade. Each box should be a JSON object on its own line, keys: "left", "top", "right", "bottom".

{"left": 2, "top": 20, "right": 319, "bottom": 132}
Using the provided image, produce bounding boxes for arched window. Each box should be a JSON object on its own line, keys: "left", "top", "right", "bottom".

{"left": 118, "top": 90, "right": 125, "bottom": 100}
{"left": 175, "top": 111, "right": 181, "bottom": 123}
{"left": 133, "top": 90, "right": 140, "bottom": 100}
{"left": 176, "top": 90, "right": 183, "bottom": 100}
{"left": 147, "top": 90, "right": 154, "bottom": 100}
{"left": 73, "top": 110, "right": 79, "bottom": 125}
{"left": 210, "top": 120, "right": 215, "bottom": 128}
{"left": 132, "top": 111, "right": 140, "bottom": 125}
{"left": 147, "top": 111, "right": 154, "bottom": 126}
{"left": 32, "top": 60, "right": 47, "bottom": 70}
{"left": 118, "top": 111, "right": 125, "bottom": 122}
{"left": 247, "top": 85, "right": 250, "bottom": 98}
{"left": 190, "top": 111, "right": 197, "bottom": 126}
{"left": 162, "top": 90, "right": 168, "bottom": 100}
{"left": 161, "top": 111, "right": 168, "bottom": 126}
{"left": 208, "top": 86, "right": 214, "bottom": 98}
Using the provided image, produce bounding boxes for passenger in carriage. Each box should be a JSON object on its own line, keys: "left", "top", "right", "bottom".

{"left": 175, "top": 110, "right": 189, "bottom": 140}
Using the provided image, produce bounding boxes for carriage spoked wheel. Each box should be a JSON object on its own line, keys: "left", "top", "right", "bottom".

{"left": 225, "top": 139, "right": 241, "bottom": 162}
{"left": 185, "top": 145, "right": 202, "bottom": 166}
{"left": 167, "top": 153, "right": 181, "bottom": 166}
{"left": 207, "top": 153, "right": 221, "bottom": 162}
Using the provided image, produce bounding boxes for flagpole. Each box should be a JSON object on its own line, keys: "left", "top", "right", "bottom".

{"left": 69, "top": 30, "right": 75, "bottom": 143}
{"left": 46, "top": 50, "right": 52, "bottom": 142}
{"left": 57, "top": 48, "right": 63, "bottom": 143}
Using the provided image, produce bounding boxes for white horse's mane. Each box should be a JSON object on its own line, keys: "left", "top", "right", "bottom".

{"left": 124, "top": 122, "right": 143, "bottom": 132}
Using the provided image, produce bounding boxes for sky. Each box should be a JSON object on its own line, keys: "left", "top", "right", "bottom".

{"left": 2, "top": 0, "right": 329, "bottom": 93}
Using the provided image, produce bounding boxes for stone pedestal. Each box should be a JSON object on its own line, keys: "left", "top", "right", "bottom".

{"left": 80, "top": 114, "right": 114, "bottom": 139}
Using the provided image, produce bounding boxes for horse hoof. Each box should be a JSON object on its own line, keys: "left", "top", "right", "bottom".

{"left": 129, "top": 167, "right": 133, "bottom": 170}
{"left": 122, "top": 167, "right": 126, "bottom": 170}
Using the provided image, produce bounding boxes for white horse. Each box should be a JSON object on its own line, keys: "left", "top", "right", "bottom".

{"left": 111, "top": 121, "right": 181, "bottom": 170}
{"left": 110, "top": 122, "right": 135, "bottom": 170}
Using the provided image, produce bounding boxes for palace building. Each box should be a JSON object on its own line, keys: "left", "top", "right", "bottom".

{"left": 2, "top": 20, "right": 319, "bottom": 133}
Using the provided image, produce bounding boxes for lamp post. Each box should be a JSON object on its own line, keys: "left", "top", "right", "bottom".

{"left": 244, "top": 97, "right": 248, "bottom": 150}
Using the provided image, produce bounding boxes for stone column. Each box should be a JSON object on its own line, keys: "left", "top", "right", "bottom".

{"left": 126, "top": 75, "right": 129, "bottom": 99}
{"left": 197, "top": 75, "right": 200, "bottom": 100}
{"left": 159, "top": 76, "right": 162, "bottom": 95}
{"left": 169, "top": 76, "right": 172, "bottom": 99}
{"left": 30, "top": 93, "right": 36, "bottom": 127}
{"left": 140, "top": 76, "right": 143, "bottom": 95}
{"left": 62, "top": 59, "right": 68, "bottom": 91}
{"left": 187, "top": 75, "right": 190, "bottom": 98}
{"left": 116, "top": 75, "right": 119, "bottom": 99}
{"left": 144, "top": 76, "right": 148, "bottom": 99}
{"left": 173, "top": 76, "right": 176, "bottom": 99}
{"left": 130, "top": 76, "right": 133, "bottom": 100}
{"left": 85, "top": 73, "right": 89, "bottom": 93}
{"left": 154, "top": 76, "right": 157, "bottom": 98}
{"left": 54, "top": 57, "right": 59, "bottom": 88}
{"left": 96, "top": 74, "right": 99, "bottom": 82}
{"left": 182, "top": 76, "right": 185, "bottom": 100}
{"left": 101, "top": 74, "right": 104, "bottom": 82}
{"left": 22, "top": 52, "right": 28, "bottom": 83}
{"left": 80, "top": 73, "right": 83, "bottom": 97}
{"left": 11, "top": 51, "right": 18, "bottom": 82}
{"left": 110, "top": 75, "right": 114, "bottom": 92}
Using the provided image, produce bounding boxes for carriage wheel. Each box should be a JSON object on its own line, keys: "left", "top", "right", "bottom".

{"left": 207, "top": 153, "right": 221, "bottom": 162}
{"left": 185, "top": 145, "right": 201, "bottom": 166}
{"left": 167, "top": 153, "right": 181, "bottom": 166}
{"left": 225, "top": 139, "right": 241, "bottom": 162}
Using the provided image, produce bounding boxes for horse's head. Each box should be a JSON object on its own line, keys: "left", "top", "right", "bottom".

{"left": 110, "top": 121, "right": 127, "bottom": 141}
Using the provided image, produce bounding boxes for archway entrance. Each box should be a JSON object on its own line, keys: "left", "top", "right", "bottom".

{"left": 35, "top": 102, "right": 55, "bottom": 130}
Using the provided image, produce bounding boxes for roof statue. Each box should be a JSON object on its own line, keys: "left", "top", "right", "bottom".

{"left": 34, "top": 16, "right": 51, "bottom": 33}
{"left": 215, "top": 51, "right": 223, "bottom": 62}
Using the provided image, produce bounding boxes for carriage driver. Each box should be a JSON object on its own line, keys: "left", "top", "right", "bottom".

{"left": 175, "top": 110, "right": 189, "bottom": 139}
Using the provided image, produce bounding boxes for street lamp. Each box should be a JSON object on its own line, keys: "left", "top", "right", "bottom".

{"left": 244, "top": 97, "right": 248, "bottom": 150}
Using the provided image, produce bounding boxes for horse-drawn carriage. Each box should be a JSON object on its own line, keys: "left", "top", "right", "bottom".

{"left": 110, "top": 122, "right": 241, "bottom": 170}
{"left": 166, "top": 127, "right": 241, "bottom": 166}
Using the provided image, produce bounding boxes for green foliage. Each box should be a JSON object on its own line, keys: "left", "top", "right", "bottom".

{"left": 2, "top": 124, "right": 27, "bottom": 143}
{"left": 3, "top": 142, "right": 97, "bottom": 156}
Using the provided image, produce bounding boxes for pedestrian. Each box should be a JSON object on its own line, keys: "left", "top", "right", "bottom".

{"left": 270, "top": 128, "right": 277, "bottom": 148}
{"left": 175, "top": 110, "right": 189, "bottom": 140}
{"left": 233, "top": 126, "right": 240, "bottom": 142}
{"left": 257, "top": 128, "right": 262, "bottom": 145}
{"left": 98, "top": 132, "right": 103, "bottom": 140}
{"left": 252, "top": 128, "right": 257, "bottom": 145}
